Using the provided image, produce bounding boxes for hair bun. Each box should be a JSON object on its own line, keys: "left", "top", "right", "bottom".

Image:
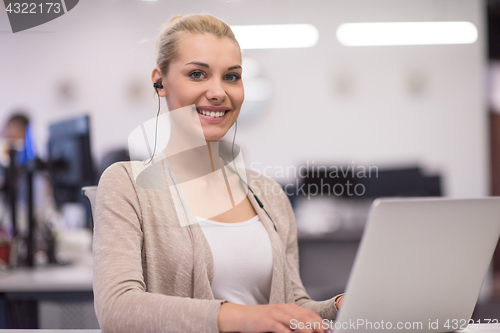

{"left": 167, "top": 16, "right": 183, "bottom": 28}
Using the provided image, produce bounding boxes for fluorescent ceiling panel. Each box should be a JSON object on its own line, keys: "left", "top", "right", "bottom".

{"left": 231, "top": 24, "right": 319, "bottom": 49}
{"left": 336, "top": 21, "right": 478, "bottom": 46}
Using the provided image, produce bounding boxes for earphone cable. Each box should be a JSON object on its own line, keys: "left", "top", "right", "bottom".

{"left": 230, "top": 121, "right": 278, "bottom": 232}
{"left": 145, "top": 87, "right": 161, "bottom": 165}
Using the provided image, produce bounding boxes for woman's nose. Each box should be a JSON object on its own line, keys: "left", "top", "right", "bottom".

{"left": 205, "top": 78, "right": 227, "bottom": 102}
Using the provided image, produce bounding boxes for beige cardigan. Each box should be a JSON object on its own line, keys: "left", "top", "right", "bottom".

{"left": 93, "top": 161, "right": 339, "bottom": 333}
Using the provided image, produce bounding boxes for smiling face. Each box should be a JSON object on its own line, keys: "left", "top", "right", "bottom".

{"left": 153, "top": 33, "right": 244, "bottom": 142}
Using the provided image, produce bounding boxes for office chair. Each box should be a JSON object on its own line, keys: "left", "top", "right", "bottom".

{"left": 81, "top": 186, "right": 98, "bottom": 225}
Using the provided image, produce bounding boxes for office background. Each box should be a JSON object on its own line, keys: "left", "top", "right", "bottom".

{"left": 1, "top": 0, "right": 499, "bottom": 329}
{"left": 0, "top": 0, "right": 488, "bottom": 197}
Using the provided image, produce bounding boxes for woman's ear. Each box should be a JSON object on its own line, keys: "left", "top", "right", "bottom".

{"left": 151, "top": 67, "right": 166, "bottom": 97}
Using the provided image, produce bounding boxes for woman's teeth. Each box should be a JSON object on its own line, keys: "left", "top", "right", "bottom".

{"left": 198, "top": 110, "right": 226, "bottom": 118}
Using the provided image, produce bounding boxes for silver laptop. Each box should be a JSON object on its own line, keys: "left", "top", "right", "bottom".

{"left": 335, "top": 197, "right": 500, "bottom": 333}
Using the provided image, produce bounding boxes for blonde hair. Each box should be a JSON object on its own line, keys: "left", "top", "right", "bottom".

{"left": 156, "top": 14, "right": 240, "bottom": 77}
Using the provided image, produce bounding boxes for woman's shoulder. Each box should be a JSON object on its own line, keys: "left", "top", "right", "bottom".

{"left": 99, "top": 160, "right": 152, "bottom": 182}
{"left": 97, "top": 160, "right": 173, "bottom": 205}
{"left": 98, "top": 161, "right": 147, "bottom": 195}
{"left": 99, "top": 161, "right": 134, "bottom": 184}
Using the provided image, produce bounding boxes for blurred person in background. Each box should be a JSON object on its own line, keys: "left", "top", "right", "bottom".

{"left": 0, "top": 111, "right": 58, "bottom": 266}
{"left": 0, "top": 113, "right": 29, "bottom": 166}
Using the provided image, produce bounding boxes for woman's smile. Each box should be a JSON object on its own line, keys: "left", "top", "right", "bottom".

{"left": 196, "top": 105, "right": 231, "bottom": 123}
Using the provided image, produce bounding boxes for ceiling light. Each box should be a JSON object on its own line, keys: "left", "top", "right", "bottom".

{"left": 231, "top": 24, "right": 319, "bottom": 49}
{"left": 336, "top": 21, "right": 478, "bottom": 46}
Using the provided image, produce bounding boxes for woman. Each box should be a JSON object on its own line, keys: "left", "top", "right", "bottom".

{"left": 93, "top": 14, "right": 343, "bottom": 333}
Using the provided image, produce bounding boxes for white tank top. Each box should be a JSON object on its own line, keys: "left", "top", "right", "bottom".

{"left": 196, "top": 215, "right": 273, "bottom": 305}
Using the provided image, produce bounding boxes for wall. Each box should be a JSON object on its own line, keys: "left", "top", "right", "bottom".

{"left": 0, "top": 0, "right": 488, "bottom": 197}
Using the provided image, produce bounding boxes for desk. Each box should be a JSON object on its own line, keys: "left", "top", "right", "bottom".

{"left": 0, "top": 331, "right": 100, "bottom": 332}
{"left": 0, "top": 265, "right": 92, "bottom": 292}
{"left": 0, "top": 264, "right": 497, "bottom": 331}
{"left": 0, "top": 324, "right": 498, "bottom": 332}
{"left": 0, "top": 264, "right": 96, "bottom": 329}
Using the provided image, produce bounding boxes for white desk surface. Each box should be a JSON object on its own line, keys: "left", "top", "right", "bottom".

{"left": 0, "top": 264, "right": 93, "bottom": 292}
{"left": 0, "top": 324, "right": 498, "bottom": 332}
{"left": 0, "top": 329, "right": 101, "bottom": 333}
{"left": 0, "top": 266, "right": 497, "bottom": 333}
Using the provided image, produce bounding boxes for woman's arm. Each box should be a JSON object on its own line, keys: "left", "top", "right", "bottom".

{"left": 93, "top": 163, "right": 223, "bottom": 333}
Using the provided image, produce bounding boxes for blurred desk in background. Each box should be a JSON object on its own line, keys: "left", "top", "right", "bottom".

{"left": 294, "top": 196, "right": 369, "bottom": 301}
{"left": 298, "top": 229, "right": 362, "bottom": 301}
{"left": 0, "top": 264, "right": 98, "bottom": 329}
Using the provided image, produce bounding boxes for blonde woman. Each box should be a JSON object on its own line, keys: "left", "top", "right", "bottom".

{"left": 93, "top": 14, "right": 343, "bottom": 333}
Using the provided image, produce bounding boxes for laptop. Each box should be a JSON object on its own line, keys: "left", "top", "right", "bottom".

{"left": 334, "top": 197, "right": 500, "bottom": 333}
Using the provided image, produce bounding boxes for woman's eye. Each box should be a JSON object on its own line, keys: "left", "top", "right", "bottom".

{"left": 225, "top": 73, "right": 241, "bottom": 82}
{"left": 189, "top": 71, "right": 205, "bottom": 80}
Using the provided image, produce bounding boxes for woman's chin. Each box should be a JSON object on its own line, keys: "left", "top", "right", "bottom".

{"left": 202, "top": 128, "right": 229, "bottom": 142}
{"left": 203, "top": 133, "right": 224, "bottom": 142}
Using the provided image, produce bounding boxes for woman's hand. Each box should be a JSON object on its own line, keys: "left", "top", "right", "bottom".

{"left": 217, "top": 302, "right": 332, "bottom": 333}
{"left": 335, "top": 295, "right": 344, "bottom": 310}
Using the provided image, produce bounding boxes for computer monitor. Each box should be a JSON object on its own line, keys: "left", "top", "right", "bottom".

{"left": 47, "top": 115, "right": 96, "bottom": 208}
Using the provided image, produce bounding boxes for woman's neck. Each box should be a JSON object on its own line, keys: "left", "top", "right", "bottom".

{"left": 165, "top": 137, "right": 222, "bottom": 184}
